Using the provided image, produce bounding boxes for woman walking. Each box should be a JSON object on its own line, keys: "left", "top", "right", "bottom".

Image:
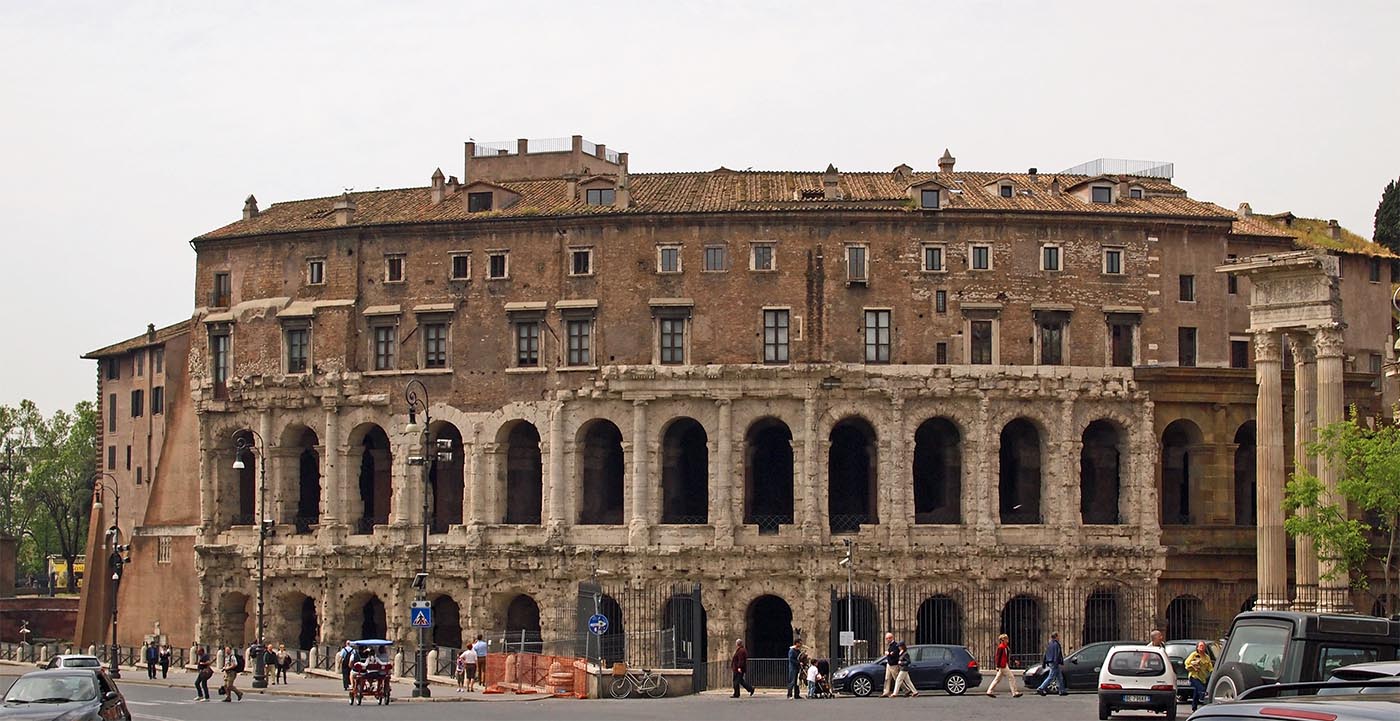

{"left": 893, "top": 641, "right": 919, "bottom": 697}
{"left": 192, "top": 646, "right": 212, "bottom": 702}
{"left": 986, "top": 634, "right": 1022, "bottom": 698}
{"left": 1185, "top": 642, "right": 1214, "bottom": 711}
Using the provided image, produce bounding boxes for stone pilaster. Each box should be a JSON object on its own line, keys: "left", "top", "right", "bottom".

{"left": 1254, "top": 331, "right": 1288, "bottom": 608}
{"left": 1288, "top": 333, "right": 1318, "bottom": 610}
{"left": 629, "top": 399, "right": 650, "bottom": 546}
{"left": 886, "top": 392, "right": 908, "bottom": 541}
{"left": 467, "top": 424, "right": 486, "bottom": 527}
{"left": 258, "top": 410, "right": 273, "bottom": 526}
{"left": 547, "top": 403, "right": 566, "bottom": 534}
{"left": 1314, "top": 326, "right": 1349, "bottom": 612}
{"left": 801, "top": 396, "right": 821, "bottom": 538}
{"left": 713, "top": 398, "right": 734, "bottom": 548}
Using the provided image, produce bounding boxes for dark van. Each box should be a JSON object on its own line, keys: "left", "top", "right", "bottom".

{"left": 1207, "top": 611, "right": 1400, "bottom": 702}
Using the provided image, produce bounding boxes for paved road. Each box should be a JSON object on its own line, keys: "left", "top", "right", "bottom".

{"left": 0, "top": 666, "right": 1196, "bottom": 721}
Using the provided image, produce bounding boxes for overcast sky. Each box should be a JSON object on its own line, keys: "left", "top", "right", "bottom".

{"left": 2, "top": 0, "right": 1396, "bottom": 414}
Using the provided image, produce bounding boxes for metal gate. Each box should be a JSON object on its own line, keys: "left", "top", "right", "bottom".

{"left": 575, "top": 580, "right": 706, "bottom": 691}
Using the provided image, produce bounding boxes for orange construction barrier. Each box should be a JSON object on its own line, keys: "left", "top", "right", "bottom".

{"left": 483, "top": 651, "right": 587, "bottom": 697}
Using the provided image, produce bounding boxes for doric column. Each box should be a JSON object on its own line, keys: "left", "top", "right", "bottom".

{"left": 713, "top": 398, "right": 735, "bottom": 547}
{"left": 1288, "top": 333, "right": 1318, "bottom": 610}
{"left": 1314, "top": 326, "right": 1349, "bottom": 612}
{"left": 801, "top": 396, "right": 821, "bottom": 537}
{"left": 973, "top": 394, "right": 996, "bottom": 539}
{"left": 886, "top": 392, "right": 908, "bottom": 542}
{"left": 547, "top": 402, "right": 566, "bottom": 532}
{"left": 629, "top": 399, "right": 650, "bottom": 546}
{"left": 321, "top": 404, "right": 341, "bottom": 527}
{"left": 1254, "top": 332, "right": 1288, "bottom": 609}
{"left": 258, "top": 410, "right": 273, "bottom": 526}
{"left": 468, "top": 424, "right": 486, "bottom": 526}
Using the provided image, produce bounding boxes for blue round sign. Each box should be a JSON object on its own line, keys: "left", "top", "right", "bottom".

{"left": 588, "top": 613, "right": 609, "bottom": 635}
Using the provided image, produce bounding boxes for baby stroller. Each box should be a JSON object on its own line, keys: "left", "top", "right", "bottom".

{"left": 810, "top": 658, "right": 834, "bottom": 699}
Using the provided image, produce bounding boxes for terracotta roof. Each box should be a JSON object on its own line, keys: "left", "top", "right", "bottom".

{"left": 83, "top": 319, "right": 192, "bottom": 359}
{"left": 1228, "top": 209, "right": 1395, "bottom": 258}
{"left": 196, "top": 169, "right": 1234, "bottom": 241}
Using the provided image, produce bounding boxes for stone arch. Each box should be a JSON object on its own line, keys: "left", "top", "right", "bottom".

{"left": 1165, "top": 594, "right": 1206, "bottom": 639}
{"left": 828, "top": 416, "right": 878, "bottom": 533}
{"left": 660, "top": 417, "right": 709, "bottom": 524}
{"left": 345, "top": 592, "right": 387, "bottom": 641}
{"left": 1161, "top": 419, "right": 1205, "bottom": 525}
{"left": 1081, "top": 419, "right": 1124, "bottom": 525}
{"left": 428, "top": 421, "right": 465, "bottom": 532}
{"left": 744, "top": 417, "right": 794, "bottom": 533}
{"left": 913, "top": 417, "right": 962, "bottom": 524}
{"left": 1083, "top": 588, "right": 1123, "bottom": 644}
{"left": 660, "top": 594, "right": 707, "bottom": 666}
{"left": 915, "top": 594, "right": 964, "bottom": 645}
{"left": 346, "top": 423, "right": 392, "bottom": 534}
{"left": 1000, "top": 594, "right": 1043, "bottom": 662}
{"left": 220, "top": 591, "right": 251, "bottom": 646}
{"left": 231, "top": 429, "right": 256, "bottom": 526}
{"left": 1234, "top": 421, "right": 1257, "bottom": 526}
{"left": 999, "top": 418, "right": 1043, "bottom": 524}
{"left": 597, "top": 593, "right": 626, "bottom": 663}
{"left": 275, "top": 591, "right": 319, "bottom": 650}
{"left": 503, "top": 594, "right": 543, "bottom": 654}
{"left": 577, "top": 419, "right": 625, "bottom": 525}
{"left": 286, "top": 426, "right": 321, "bottom": 530}
{"left": 745, "top": 594, "right": 794, "bottom": 659}
{"left": 499, "top": 420, "right": 543, "bottom": 524}
{"left": 833, "top": 592, "right": 878, "bottom": 662}
{"left": 430, "top": 594, "right": 462, "bottom": 649}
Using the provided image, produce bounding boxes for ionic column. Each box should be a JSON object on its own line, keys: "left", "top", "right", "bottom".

{"left": 629, "top": 399, "right": 650, "bottom": 546}
{"left": 547, "top": 403, "right": 566, "bottom": 532}
{"left": 1314, "top": 326, "right": 1350, "bottom": 612}
{"left": 1288, "top": 333, "right": 1318, "bottom": 611}
{"left": 1254, "top": 332, "right": 1288, "bottom": 609}
{"left": 713, "top": 398, "right": 734, "bottom": 547}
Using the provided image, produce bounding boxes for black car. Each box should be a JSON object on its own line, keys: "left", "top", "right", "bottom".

{"left": 1206, "top": 611, "right": 1400, "bottom": 702}
{"left": 830, "top": 644, "right": 982, "bottom": 696}
{"left": 1023, "top": 640, "right": 1135, "bottom": 693}
{"left": 0, "top": 668, "right": 131, "bottom": 721}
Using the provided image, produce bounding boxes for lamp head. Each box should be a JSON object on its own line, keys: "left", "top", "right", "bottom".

{"left": 232, "top": 458, "right": 245, "bottom": 470}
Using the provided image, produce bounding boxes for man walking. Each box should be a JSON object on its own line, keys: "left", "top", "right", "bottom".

{"left": 1035, "top": 632, "right": 1067, "bottom": 696}
{"left": 1149, "top": 629, "right": 1166, "bottom": 648}
{"left": 337, "top": 640, "right": 354, "bottom": 690}
{"left": 472, "top": 635, "right": 489, "bottom": 687}
{"left": 221, "top": 645, "right": 244, "bottom": 702}
{"left": 786, "top": 638, "right": 803, "bottom": 699}
{"left": 730, "top": 639, "right": 755, "bottom": 697}
{"left": 880, "top": 632, "right": 899, "bottom": 697}
{"left": 144, "top": 641, "right": 158, "bottom": 679}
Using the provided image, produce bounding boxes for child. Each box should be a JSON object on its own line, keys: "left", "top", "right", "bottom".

{"left": 455, "top": 648, "right": 467, "bottom": 692}
{"left": 805, "top": 658, "right": 820, "bottom": 699}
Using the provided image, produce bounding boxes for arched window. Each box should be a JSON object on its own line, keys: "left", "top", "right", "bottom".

{"left": 1000, "top": 595, "right": 1042, "bottom": 665}
{"left": 1166, "top": 595, "right": 1206, "bottom": 639}
{"left": 999, "top": 419, "right": 1042, "bottom": 524}
{"left": 431, "top": 595, "right": 462, "bottom": 649}
{"left": 915, "top": 595, "right": 964, "bottom": 645}
{"left": 1081, "top": 420, "right": 1123, "bottom": 525}
{"left": 502, "top": 422, "right": 542, "bottom": 524}
{"left": 232, "top": 430, "right": 256, "bottom": 526}
{"left": 660, "top": 418, "right": 709, "bottom": 524}
{"left": 829, "top": 417, "right": 877, "bottom": 533}
{"left": 745, "top": 595, "right": 794, "bottom": 659}
{"left": 832, "top": 593, "right": 878, "bottom": 661}
{"left": 745, "top": 418, "right": 794, "bottom": 533}
{"left": 1083, "top": 589, "right": 1121, "bottom": 644}
{"left": 1233, "top": 422, "right": 1257, "bottom": 526}
{"left": 913, "top": 418, "right": 961, "bottom": 524}
{"left": 350, "top": 424, "right": 392, "bottom": 534}
{"left": 504, "top": 595, "right": 543, "bottom": 654}
{"left": 428, "top": 423, "right": 464, "bottom": 533}
{"left": 577, "top": 420, "right": 625, "bottom": 525}
{"left": 1161, "top": 420, "right": 1204, "bottom": 526}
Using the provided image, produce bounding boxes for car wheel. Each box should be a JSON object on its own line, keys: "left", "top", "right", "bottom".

{"left": 1099, "top": 700, "right": 1111, "bottom": 720}
{"left": 1211, "top": 675, "right": 1238, "bottom": 702}
{"left": 944, "top": 673, "right": 967, "bottom": 695}
{"left": 1165, "top": 702, "right": 1177, "bottom": 721}
{"left": 850, "top": 673, "right": 874, "bottom": 697}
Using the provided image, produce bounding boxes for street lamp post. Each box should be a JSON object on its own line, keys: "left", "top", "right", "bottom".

{"left": 232, "top": 431, "right": 270, "bottom": 689}
{"left": 404, "top": 379, "right": 450, "bottom": 699}
{"left": 92, "top": 474, "right": 127, "bottom": 679}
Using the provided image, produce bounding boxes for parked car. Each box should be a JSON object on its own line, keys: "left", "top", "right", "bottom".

{"left": 1024, "top": 640, "right": 1135, "bottom": 693}
{"left": 0, "top": 668, "right": 131, "bottom": 720}
{"left": 829, "top": 644, "right": 982, "bottom": 696}
{"left": 1097, "top": 644, "right": 1177, "bottom": 720}
{"left": 1190, "top": 678, "right": 1400, "bottom": 719}
{"left": 39, "top": 654, "right": 102, "bottom": 670}
{"left": 1165, "top": 639, "right": 1221, "bottom": 702}
{"left": 1317, "top": 660, "right": 1400, "bottom": 695}
{"left": 1206, "top": 611, "right": 1400, "bottom": 702}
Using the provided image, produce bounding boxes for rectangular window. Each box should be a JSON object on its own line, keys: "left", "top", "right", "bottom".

{"left": 151, "top": 386, "right": 164, "bottom": 415}
{"left": 659, "top": 317, "right": 686, "bottom": 364}
{"left": 1370, "top": 258, "right": 1382, "bottom": 283}
{"left": 468, "top": 191, "right": 493, "bottom": 212}
{"left": 864, "top": 309, "right": 891, "bottom": 363}
{"left": 450, "top": 254, "right": 470, "bottom": 280}
{"left": 935, "top": 341, "right": 948, "bottom": 365}
{"left": 487, "top": 252, "right": 508, "bottom": 279}
{"left": 107, "top": 445, "right": 116, "bottom": 471}
{"left": 157, "top": 536, "right": 172, "bottom": 565}
{"left": 1178, "top": 327, "right": 1197, "bottom": 367}
{"left": 658, "top": 246, "right": 681, "bottom": 273}
{"left": 1111, "top": 322, "right": 1134, "bottom": 367}
{"left": 423, "top": 322, "right": 448, "bottom": 369}
{"left": 210, "top": 330, "right": 230, "bottom": 398}
{"left": 1040, "top": 321, "right": 1064, "bottom": 365}
{"left": 1091, "top": 186, "right": 1113, "bottom": 204}
{"left": 125, "top": 446, "right": 131, "bottom": 471}
{"left": 136, "top": 467, "right": 141, "bottom": 485}
{"left": 1371, "top": 353, "right": 1383, "bottom": 374}
{"left": 1227, "top": 254, "right": 1238, "bottom": 294}
{"left": 585, "top": 188, "right": 615, "bottom": 205}
{"left": 515, "top": 322, "right": 539, "bottom": 367}
{"left": 1129, "top": 187, "right": 1143, "bottom": 199}
{"left": 135, "top": 350, "right": 144, "bottom": 377}
{"left": 751, "top": 243, "right": 775, "bottom": 271}
{"left": 1103, "top": 248, "right": 1124, "bottom": 275}
{"left": 212, "top": 271, "right": 231, "bottom": 307}
{"left": 1179, "top": 274, "right": 1196, "bottom": 302}
{"left": 703, "top": 245, "right": 728, "bottom": 271}
{"left": 132, "top": 387, "right": 144, "bottom": 416}
{"left": 566, "top": 319, "right": 592, "bottom": 366}
{"left": 920, "top": 189, "right": 939, "bottom": 209}
{"left": 385, "top": 255, "right": 404, "bottom": 283}
{"left": 1042, "top": 245, "right": 1061, "bottom": 271}
{"left": 307, "top": 258, "right": 325, "bottom": 285}
{"left": 570, "top": 248, "right": 593, "bottom": 276}
{"left": 373, "top": 324, "right": 396, "bottom": 371}
{"left": 923, "top": 245, "right": 944, "bottom": 272}
{"left": 970, "top": 244, "right": 991, "bottom": 271}
{"left": 934, "top": 289, "right": 947, "bottom": 314}
{"left": 846, "top": 245, "right": 868, "bottom": 283}
{"left": 763, "top": 309, "right": 790, "bottom": 363}
{"left": 106, "top": 358, "right": 119, "bottom": 380}
{"left": 970, "top": 320, "right": 993, "bottom": 365}
{"left": 107, "top": 393, "right": 117, "bottom": 432}
{"left": 1231, "top": 340, "right": 1250, "bottom": 369}
{"left": 1000, "top": 184, "right": 1013, "bottom": 198}
{"left": 153, "top": 347, "right": 163, "bottom": 374}
{"left": 285, "top": 327, "right": 309, "bottom": 373}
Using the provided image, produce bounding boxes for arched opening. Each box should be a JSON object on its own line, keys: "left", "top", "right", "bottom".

{"left": 597, "top": 594, "right": 626, "bottom": 663}
{"left": 913, "top": 418, "right": 961, "bottom": 524}
{"left": 661, "top": 594, "right": 707, "bottom": 667}
{"left": 220, "top": 592, "right": 250, "bottom": 646}
{"left": 833, "top": 593, "right": 878, "bottom": 662}
{"left": 358, "top": 596, "right": 387, "bottom": 640}
{"left": 503, "top": 422, "right": 542, "bottom": 524}
{"left": 428, "top": 423, "right": 464, "bottom": 533}
{"left": 828, "top": 417, "right": 877, "bottom": 534}
{"left": 292, "top": 427, "right": 321, "bottom": 532}
{"left": 1234, "top": 421, "right": 1257, "bottom": 526}
{"left": 351, "top": 424, "right": 392, "bottom": 534}
{"left": 504, "top": 594, "right": 543, "bottom": 654}
{"left": 299, "top": 596, "right": 319, "bottom": 651}
{"left": 1161, "top": 420, "right": 1204, "bottom": 526}
{"left": 915, "top": 595, "right": 964, "bottom": 645}
{"left": 1000, "top": 595, "right": 1042, "bottom": 665}
{"left": 745, "top": 418, "right": 794, "bottom": 533}
{"left": 1081, "top": 420, "right": 1123, "bottom": 525}
{"left": 1083, "top": 589, "right": 1122, "bottom": 644}
{"left": 577, "top": 420, "right": 625, "bottom": 525}
{"left": 1166, "top": 595, "right": 1207, "bottom": 639}
{"left": 660, "top": 418, "right": 709, "bottom": 524}
{"left": 745, "top": 595, "right": 794, "bottom": 659}
{"left": 431, "top": 595, "right": 462, "bottom": 649}
{"left": 232, "top": 430, "right": 256, "bottom": 526}
{"left": 999, "top": 419, "right": 1042, "bottom": 524}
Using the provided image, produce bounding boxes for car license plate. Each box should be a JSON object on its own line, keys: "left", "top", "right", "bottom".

{"left": 1123, "top": 694, "right": 1150, "bottom": 703}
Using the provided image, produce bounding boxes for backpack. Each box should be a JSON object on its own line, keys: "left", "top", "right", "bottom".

{"left": 233, "top": 651, "right": 246, "bottom": 673}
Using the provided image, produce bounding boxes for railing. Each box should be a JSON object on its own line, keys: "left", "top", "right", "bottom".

{"left": 230, "top": 514, "right": 255, "bottom": 527}
{"left": 705, "top": 658, "right": 795, "bottom": 688}
{"left": 745, "top": 514, "right": 793, "bottom": 534}
{"left": 352, "top": 517, "right": 377, "bottom": 535}
{"left": 434, "top": 646, "right": 460, "bottom": 676}
{"left": 829, "top": 513, "right": 871, "bottom": 534}
{"left": 292, "top": 517, "right": 318, "bottom": 535}
{"left": 429, "top": 520, "right": 451, "bottom": 535}
{"left": 660, "top": 515, "right": 709, "bottom": 525}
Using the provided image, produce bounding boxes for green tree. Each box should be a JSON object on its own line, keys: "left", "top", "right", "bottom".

{"left": 1377, "top": 178, "right": 1400, "bottom": 256}
{"left": 1284, "top": 407, "right": 1400, "bottom": 606}
{"left": 0, "top": 401, "right": 43, "bottom": 543}
{"left": 21, "top": 402, "right": 96, "bottom": 594}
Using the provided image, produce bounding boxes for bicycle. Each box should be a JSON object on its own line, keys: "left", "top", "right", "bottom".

{"left": 607, "top": 663, "right": 669, "bottom": 699}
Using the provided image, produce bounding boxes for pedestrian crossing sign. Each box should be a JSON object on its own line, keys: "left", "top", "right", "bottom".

{"left": 410, "top": 607, "right": 433, "bottom": 628}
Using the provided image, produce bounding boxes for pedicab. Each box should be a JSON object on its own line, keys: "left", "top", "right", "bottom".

{"left": 348, "top": 639, "right": 394, "bottom": 705}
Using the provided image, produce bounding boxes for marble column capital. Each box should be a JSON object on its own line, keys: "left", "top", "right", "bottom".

{"left": 1253, "top": 332, "right": 1282, "bottom": 363}
{"left": 1286, "top": 333, "right": 1317, "bottom": 365}
{"left": 1314, "top": 326, "right": 1346, "bottom": 359}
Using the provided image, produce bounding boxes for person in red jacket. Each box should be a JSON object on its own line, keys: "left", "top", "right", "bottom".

{"left": 731, "top": 639, "right": 755, "bottom": 698}
{"left": 986, "top": 633, "right": 1022, "bottom": 698}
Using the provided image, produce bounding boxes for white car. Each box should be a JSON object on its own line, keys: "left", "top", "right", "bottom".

{"left": 1098, "top": 645, "right": 1177, "bottom": 721}
{"left": 40, "top": 654, "right": 103, "bottom": 669}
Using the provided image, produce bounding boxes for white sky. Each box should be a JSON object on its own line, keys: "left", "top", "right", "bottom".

{"left": 2, "top": 0, "right": 1397, "bottom": 414}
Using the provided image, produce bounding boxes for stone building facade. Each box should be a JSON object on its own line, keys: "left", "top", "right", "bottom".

{"left": 82, "top": 137, "right": 1396, "bottom": 664}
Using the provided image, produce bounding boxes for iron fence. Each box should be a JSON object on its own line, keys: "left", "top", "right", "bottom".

{"left": 704, "top": 658, "right": 794, "bottom": 689}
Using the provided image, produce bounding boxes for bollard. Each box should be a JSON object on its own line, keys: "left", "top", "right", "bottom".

{"left": 426, "top": 649, "right": 438, "bottom": 677}
{"left": 308, "top": 646, "right": 318, "bottom": 674}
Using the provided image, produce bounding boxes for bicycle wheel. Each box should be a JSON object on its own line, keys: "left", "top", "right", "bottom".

{"left": 609, "top": 677, "right": 632, "bottom": 699}
{"left": 644, "top": 674, "right": 669, "bottom": 699}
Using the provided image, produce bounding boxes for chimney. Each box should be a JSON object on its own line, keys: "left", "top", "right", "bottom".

{"left": 333, "top": 192, "right": 356, "bottom": 226}
{"left": 1028, "top": 168, "right": 1038, "bottom": 181}
{"left": 517, "top": 138, "right": 529, "bottom": 155}
{"left": 1049, "top": 176, "right": 1062, "bottom": 196}
{"left": 938, "top": 149, "right": 955, "bottom": 173}
{"left": 146, "top": 323, "right": 156, "bottom": 342}
{"left": 1329, "top": 219, "right": 1341, "bottom": 239}
{"left": 1238, "top": 202, "right": 1253, "bottom": 216}
{"left": 430, "top": 168, "right": 446, "bottom": 205}
{"left": 565, "top": 172, "right": 579, "bottom": 201}
{"left": 618, "top": 152, "right": 629, "bottom": 173}
{"left": 447, "top": 175, "right": 459, "bottom": 194}
{"left": 1117, "top": 178, "right": 1130, "bottom": 201}
{"left": 242, "top": 194, "right": 259, "bottom": 220}
{"left": 615, "top": 165, "right": 632, "bottom": 209}
{"left": 892, "top": 163, "right": 912, "bottom": 182}
{"left": 595, "top": 143, "right": 606, "bottom": 161}
{"left": 823, "top": 164, "right": 841, "bottom": 200}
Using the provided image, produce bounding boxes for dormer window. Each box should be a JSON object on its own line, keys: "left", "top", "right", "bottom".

{"left": 920, "top": 189, "right": 940, "bottom": 209}
{"left": 585, "top": 188, "right": 615, "bottom": 206}
{"left": 800, "top": 189, "right": 825, "bottom": 200}
{"left": 468, "top": 192, "right": 493, "bottom": 212}
{"left": 999, "top": 184, "right": 1013, "bottom": 198}
{"left": 1129, "top": 187, "right": 1144, "bottom": 199}
{"left": 1091, "top": 186, "right": 1113, "bottom": 204}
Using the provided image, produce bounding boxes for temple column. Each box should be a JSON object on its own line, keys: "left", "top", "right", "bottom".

{"left": 547, "top": 403, "right": 566, "bottom": 534}
{"left": 1254, "top": 331, "right": 1288, "bottom": 609}
{"left": 801, "top": 396, "right": 821, "bottom": 538}
{"left": 1314, "top": 326, "right": 1350, "bottom": 612}
{"left": 1288, "top": 333, "right": 1318, "bottom": 610}
{"left": 467, "top": 425, "right": 486, "bottom": 526}
{"left": 713, "top": 398, "right": 735, "bottom": 548}
{"left": 629, "top": 399, "right": 651, "bottom": 546}
{"left": 258, "top": 410, "right": 273, "bottom": 526}
{"left": 886, "top": 392, "right": 908, "bottom": 543}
